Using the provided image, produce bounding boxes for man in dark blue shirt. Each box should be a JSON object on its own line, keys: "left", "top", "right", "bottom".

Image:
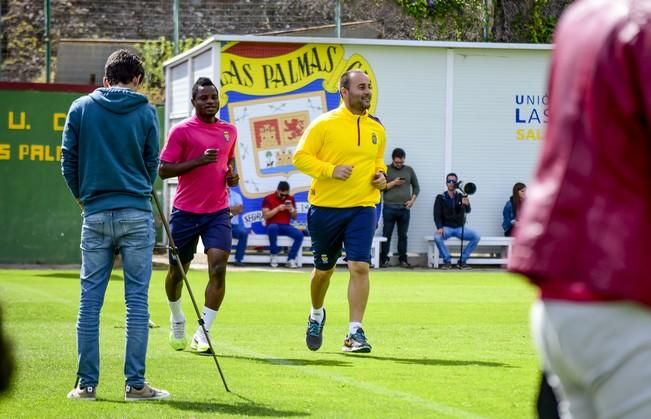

{"left": 433, "top": 172, "right": 480, "bottom": 269}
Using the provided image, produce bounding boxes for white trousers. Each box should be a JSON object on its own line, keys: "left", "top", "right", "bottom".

{"left": 531, "top": 300, "right": 651, "bottom": 419}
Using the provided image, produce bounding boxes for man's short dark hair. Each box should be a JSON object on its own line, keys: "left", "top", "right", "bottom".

{"left": 392, "top": 148, "right": 406, "bottom": 159}
{"left": 104, "top": 49, "right": 145, "bottom": 86}
{"left": 446, "top": 172, "right": 458, "bottom": 181}
{"left": 339, "top": 69, "right": 366, "bottom": 91}
{"left": 192, "top": 77, "right": 218, "bottom": 99}
{"left": 277, "top": 181, "right": 290, "bottom": 191}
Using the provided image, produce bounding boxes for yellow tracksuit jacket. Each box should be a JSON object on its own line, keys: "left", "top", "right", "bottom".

{"left": 292, "top": 105, "right": 386, "bottom": 208}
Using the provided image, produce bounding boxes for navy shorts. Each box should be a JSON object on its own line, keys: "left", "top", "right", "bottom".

{"left": 307, "top": 205, "right": 376, "bottom": 270}
{"left": 168, "top": 207, "right": 232, "bottom": 265}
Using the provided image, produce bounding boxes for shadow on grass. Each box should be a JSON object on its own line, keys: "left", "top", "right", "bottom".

{"left": 35, "top": 272, "right": 123, "bottom": 281}
{"left": 101, "top": 398, "right": 306, "bottom": 417}
{"left": 215, "top": 353, "right": 353, "bottom": 367}
{"left": 338, "top": 353, "right": 512, "bottom": 368}
{"left": 164, "top": 399, "right": 307, "bottom": 417}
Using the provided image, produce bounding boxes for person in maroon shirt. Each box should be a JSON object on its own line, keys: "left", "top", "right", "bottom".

{"left": 509, "top": 1, "right": 651, "bottom": 417}
{"left": 262, "top": 181, "right": 304, "bottom": 268}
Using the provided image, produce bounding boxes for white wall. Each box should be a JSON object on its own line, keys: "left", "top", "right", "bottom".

{"left": 346, "top": 44, "right": 549, "bottom": 253}
{"left": 164, "top": 36, "right": 551, "bottom": 255}
{"left": 346, "top": 44, "right": 447, "bottom": 253}
{"left": 451, "top": 48, "right": 548, "bottom": 237}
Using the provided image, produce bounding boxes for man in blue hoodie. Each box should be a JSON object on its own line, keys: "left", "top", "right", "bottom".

{"left": 61, "top": 49, "right": 169, "bottom": 401}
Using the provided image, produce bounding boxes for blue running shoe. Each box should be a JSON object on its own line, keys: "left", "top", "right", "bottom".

{"left": 305, "top": 308, "right": 326, "bottom": 351}
{"left": 342, "top": 327, "right": 372, "bottom": 353}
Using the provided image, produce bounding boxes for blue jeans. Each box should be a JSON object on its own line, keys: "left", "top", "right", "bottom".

{"left": 266, "top": 223, "right": 304, "bottom": 260}
{"left": 76, "top": 209, "right": 155, "bottom": 388}
{"left": 231, "top": 223, "right": 249, "bottom": 263}
{"left": 380, "top": 205, "right": 410, "bottom": 263}
{"left": 433, "top": 226, "right": 480, "bottom": 263}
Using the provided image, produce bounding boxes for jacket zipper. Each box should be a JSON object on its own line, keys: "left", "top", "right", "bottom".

{"left": 357, "top": 117, "right": 361, "bottom": 146}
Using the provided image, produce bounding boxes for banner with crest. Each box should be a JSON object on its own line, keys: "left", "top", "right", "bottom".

{"left": 218, "top": 42, "right": 377, "bottom": 233}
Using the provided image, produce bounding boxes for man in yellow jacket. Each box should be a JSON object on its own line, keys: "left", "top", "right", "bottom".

{"left": 293, "top": 69, "right": 386, "bottom": 353}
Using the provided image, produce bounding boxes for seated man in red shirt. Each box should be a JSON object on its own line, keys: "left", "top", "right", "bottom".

{"left": 262, "top": 181, "right": 304, "bottom": 268}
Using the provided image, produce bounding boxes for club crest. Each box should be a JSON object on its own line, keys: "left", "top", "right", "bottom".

{"left": 221, "top": 43, "right": 378, "bottom": 200}
{"left": 250, "top": 110, "right": 308, "bottom": 175}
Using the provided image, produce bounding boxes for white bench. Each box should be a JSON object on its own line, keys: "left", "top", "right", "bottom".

{"left": 198, "top": 235, "right": 387, "bottom": 268}
{"left": 229, "top": 235, "right": 311, "bottom": 267}
{"left": 424, "top": 235, "right": 513, "bottom": 268}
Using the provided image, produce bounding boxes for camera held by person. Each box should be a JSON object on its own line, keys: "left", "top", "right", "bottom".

{"left": 452, "top": 180, "right": 476, "bottom": 196}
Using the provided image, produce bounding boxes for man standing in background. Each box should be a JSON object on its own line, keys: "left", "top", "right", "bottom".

{"left": 380, "top": 147, "right": 419, "bottom": 268}
{"left": 61, "top": 49, "right": 169, "bottom": 401}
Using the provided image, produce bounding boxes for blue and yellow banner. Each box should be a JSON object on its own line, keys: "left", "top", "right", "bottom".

{"left": 218, "top": 42, "right": 378, "bottom": 233}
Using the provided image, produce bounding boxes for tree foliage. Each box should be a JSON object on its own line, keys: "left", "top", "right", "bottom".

{"left": 395, "top": 0, "right": 572, "bottom": 43}
{"left": 395, "top": 0, "right": 486, "bottom": 41}
{"left": 0, "top": 0, "right": 574, "bottom": 83}
{"left": 134, "top": 37, "right": 203, "bottom": 104}
{"left": 525, "top": 0, "right": 560, "bottom": 43}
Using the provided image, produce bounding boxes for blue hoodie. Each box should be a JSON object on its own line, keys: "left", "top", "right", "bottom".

{"left": 61, "top": 87, "right": 159, "bottom": 215}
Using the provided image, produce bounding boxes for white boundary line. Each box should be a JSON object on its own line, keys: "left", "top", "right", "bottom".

{"left": 218, "top": 342, "right": 488, "bottom": 419}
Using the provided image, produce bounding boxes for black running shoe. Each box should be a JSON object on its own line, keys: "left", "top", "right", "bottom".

{"left": 400, "top": 261, "right": 414, "bottom": 269}
{"left": 305, "top": 308, "right": 326, "bottom": 351}
{"left": 342, "top": 327, "right": 372, "bottom": 353}
{"left": 458, "top": 262, "right": 472, "bottom": 270}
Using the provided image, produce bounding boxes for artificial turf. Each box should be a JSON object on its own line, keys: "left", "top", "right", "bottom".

{"left": 0, "top": 267, "right": 540, "bottom": 418}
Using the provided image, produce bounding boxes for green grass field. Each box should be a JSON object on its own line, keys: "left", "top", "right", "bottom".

{"left": 0, "top": 268, "right": 539, "bottom": 418}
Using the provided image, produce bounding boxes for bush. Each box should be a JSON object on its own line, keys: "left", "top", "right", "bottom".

{"left": 135, "top": 36, "right": 203, "bottom": 104}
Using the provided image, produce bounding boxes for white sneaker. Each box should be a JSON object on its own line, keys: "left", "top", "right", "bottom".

{"left": 270, "top": 255, "right": 279, "bottom": 268}
{"left": 168, "top": 315, "right": 186, "bottom": 351}
{"left": 286, "top": 259, "right": 298, "bottom": 269}
{"left": 190, "top": 329, "right": 212, "bottom": 354}
{"left": 67, "top": 385, "right": 96, "bottom": 401}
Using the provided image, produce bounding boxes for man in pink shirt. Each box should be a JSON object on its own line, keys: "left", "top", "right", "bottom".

{"left": 509, "top": 1, "right": 651, "bottom": 417}
{"left": 159, "top": 77, "right": 238, "bottom": 353}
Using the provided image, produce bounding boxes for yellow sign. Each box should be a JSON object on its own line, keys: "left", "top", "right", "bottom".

{"left": 220, "top": 44, "right": 378, "bottom": 112}
{"left": 222, "top": 42, "right": 379, "bottom": 199}
{"left": 2, "top": 111, "right": 69, "bottom": 161}
{"left": 8, "top": 111, "right": 31, "bottom": 130}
